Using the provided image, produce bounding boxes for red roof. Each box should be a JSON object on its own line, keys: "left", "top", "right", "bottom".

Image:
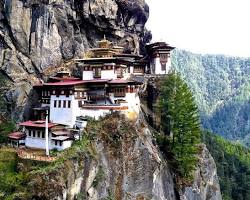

{"left": 108, "top": 79, "right": 128, "bottom": 84}
{"left": 50, "top": 77, "right": 81, "bottom": 82}
{"left": 38, "top": 79, "right": 109, "bottom": 86}
{"left": 83, "top": 79, "right": 109, "bottom": 83}
{"left": 43, "top": 80, "right": 86, "bottom": 86}
{"left": 8, "top": 132, "right": 26, "bottom": 140}
{"left": 19, "top": 120, "right": 58, "bottom": 128}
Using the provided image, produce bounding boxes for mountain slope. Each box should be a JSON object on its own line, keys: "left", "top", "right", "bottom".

{"left": 171, "top": 49, "right": 250, "bottom": 145}
{"left": 202, "top": 131, "right": 250, "bottom": 200}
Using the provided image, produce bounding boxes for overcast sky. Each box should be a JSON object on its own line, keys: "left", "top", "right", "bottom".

{"left": 146, "top": 0, "right": 250, "bottom": 57}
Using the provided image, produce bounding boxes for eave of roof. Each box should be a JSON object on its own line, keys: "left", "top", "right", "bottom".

{"left": 8, "top": 132, "right": 26, "bottom": 140}
{"left": 19, "top": 121, "right": 58, "bottom": 128}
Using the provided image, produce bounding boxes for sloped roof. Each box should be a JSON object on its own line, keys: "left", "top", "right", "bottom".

{"left": 8, "top": 132, "right": 26, "bottom": 140}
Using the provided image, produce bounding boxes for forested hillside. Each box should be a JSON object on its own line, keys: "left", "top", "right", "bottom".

{"left": 203, "top": 131, "right": 250, "bottom": 200}
{"left": 171, "top": 49, "right": 250, "bottom": 146}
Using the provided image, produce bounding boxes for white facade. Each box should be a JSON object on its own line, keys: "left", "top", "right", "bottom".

{"left": 25, "top": 130, "right": 52, "bottom": 149}
{"left": 80, "top": 108, "right": 111, "bottom": 119}
{"left": 152, "top": 57, "right": 171, "bottom": 75}
{"left": 25, "top": 129, "right": 72, "bottom": 150}
{"left": 101, "top": 69, "right": 117, "bottom": 79}
{"left": 50, "top": 95, "right": 80, "bottom": 127}
{"left": 82, "top": 70, "right": 94, "bottom": 80}
{"left": 51, "top": 140, "right": 73, "bottom": 151}
{"left": 82, "top": 68, "right": 129, "bottom": 80}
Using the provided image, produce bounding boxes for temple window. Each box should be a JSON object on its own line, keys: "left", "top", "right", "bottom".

{"left": 114, "top": 88, "right": 126, "bottom": 97}
{"left": 161, "top": 63, "right": 166, "bottom": 71}
{"left": 65, "top": 90, "right": 70, "bottom": 97}
{"left": 63, "top": 100, "right": 67, "bottom": 108}
{"left": 93, "top": 68, "right": 101, "bottom": 78}
{"left": 160, "top": 53, "right": 169, "bottom": 71}
{"left": 42, "top": 132, "right": 45, "bottom": 138}
{"left": 32, "top": 131, "right": 36, "bottom": 137}
{"left": 37, "top": 131, "right": 40, "bottom": 138}
{"left": 68, "top": 100, "right": 71, "bottom": 108}
{"left": 56, "top": 90, "right": 60, "bottom": 97}
{"left": 133, "top": 66, "right": 144, "bottom": 73}
{"left": 58, "top": 100, "right": 61, "bottom": 108}
{"left": 117, "top": 68, "right": 123, "bottom": 78}
{"left": 54, "top": 100, "right": 57, "bottom": 108}
{"left": 28, "top": 130, "right": 32, "bottom": 137}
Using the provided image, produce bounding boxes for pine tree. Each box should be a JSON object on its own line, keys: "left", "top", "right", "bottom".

{"left": 159, "top": 71, "right": 201, "bottom": 179}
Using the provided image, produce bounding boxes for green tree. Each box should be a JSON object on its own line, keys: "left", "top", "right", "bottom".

{"left": 159, "top": 71, "right": 201, "bottom": 179}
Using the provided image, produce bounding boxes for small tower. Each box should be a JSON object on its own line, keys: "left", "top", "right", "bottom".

{"left": 98, "top": 35, "right": 112, "bottom": 48}
{"left": 146, "top": 42, "right": 175, "bottom": 75}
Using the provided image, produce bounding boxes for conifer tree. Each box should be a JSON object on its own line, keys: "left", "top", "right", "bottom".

{"left": 159, "top": 71, "right": 201, "bottom": 178}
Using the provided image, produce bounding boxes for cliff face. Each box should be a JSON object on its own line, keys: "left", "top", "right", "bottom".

{"left": 180, "top": 145, "right": 222, "bottom": 200}
{"left": 25, "top": 115, "right": 177, "bottom": 200}
{"left": 23, "top": 115, "right": 221, "bottom": 200}
{"left": 0, "top": 0, "right": 151, "bottom": 120}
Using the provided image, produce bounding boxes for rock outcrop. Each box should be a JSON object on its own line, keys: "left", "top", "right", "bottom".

{"left": 21, "top": 115, "right": 221, "bottom": 200}
{"left": 24, "top": 115, "right": 176, "bottom": 200}
{"left": 181, "top": 145, "right": 222, "bottom": 200}
{"left": 0, "top": 0, "right": 151, "bottom": 120}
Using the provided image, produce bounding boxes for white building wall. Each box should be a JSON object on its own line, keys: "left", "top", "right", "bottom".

{"left": 126, "top": 93, "right": 139, "bottom": 108}
{"left": 51, "top": 140, "right": 73, "bottom": 151}
{"left": 25, "top": 132, "right": 53, "bottom": 150}
{"left": 154, "top": 57, "right": 171, "bottom": 75}
{"left": 80, "top": 109, "right": 110, "bottom": 119}
{"left": 101, "top": 70, "right": 117, "bottom": 79}
{"left": 50, "top": 95, "right": 80, "bottom": 127}
{"left": 82, "top": 71, "right": 93, "bottom": 80}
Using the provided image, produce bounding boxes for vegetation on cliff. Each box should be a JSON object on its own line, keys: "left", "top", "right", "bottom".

{"left": 0, "top": 148, "right": 28, "bottom": 199}
{"left": 158, "top": 71, "right": 201, "bottom": 181}
{"left": 171, "top": 49, "right": 250, "bottom": 146}
{"left": 203, "top": 131, "right": 250, "bottom": 200}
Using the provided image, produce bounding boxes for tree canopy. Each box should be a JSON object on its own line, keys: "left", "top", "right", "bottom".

{"left": 158, "top": 71, "right": 201, "bottom": 179}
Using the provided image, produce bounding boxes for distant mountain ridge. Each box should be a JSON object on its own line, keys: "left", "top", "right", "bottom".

{"left": 171, "top": 49, "right": 250, "bottom": 146}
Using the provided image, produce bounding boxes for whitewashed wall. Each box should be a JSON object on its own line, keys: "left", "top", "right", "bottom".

{"left": 51, "top": 140, "right": 73, "bottom": 151}
{"left": 25, "top": 132, "right": 52, "bottom": 149}
{"left": 80, "top": 108, "right": 110, "bottom": 119}
{"left": 82, "top": 71, "right": 93, "bottom": 80}
{"left": 50, "top": 95, "right": 80, "bottom": 127}
{"left": 153, "top": 57, "right": 171, "bottom": 75}
{"left": 101, "top": 70, "right": 117, "bottom": 79}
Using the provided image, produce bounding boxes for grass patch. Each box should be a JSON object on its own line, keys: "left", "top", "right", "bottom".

{"left": 0, "top": 148, "right": 28, "bottom": 199}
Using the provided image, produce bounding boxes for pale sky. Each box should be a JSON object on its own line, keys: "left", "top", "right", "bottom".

{"left": 146, "top": 0, "right": 250, "bottom": 57}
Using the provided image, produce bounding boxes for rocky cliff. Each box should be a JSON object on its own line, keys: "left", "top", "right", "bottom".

{"left": 17, "top": 115, "right": 221, "bottom": 200}
{"left": 0, "top": 0, "right": 151, "bottom": 120}
{"left": 1, "top": 1, "right": 222, "bottom": 199}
